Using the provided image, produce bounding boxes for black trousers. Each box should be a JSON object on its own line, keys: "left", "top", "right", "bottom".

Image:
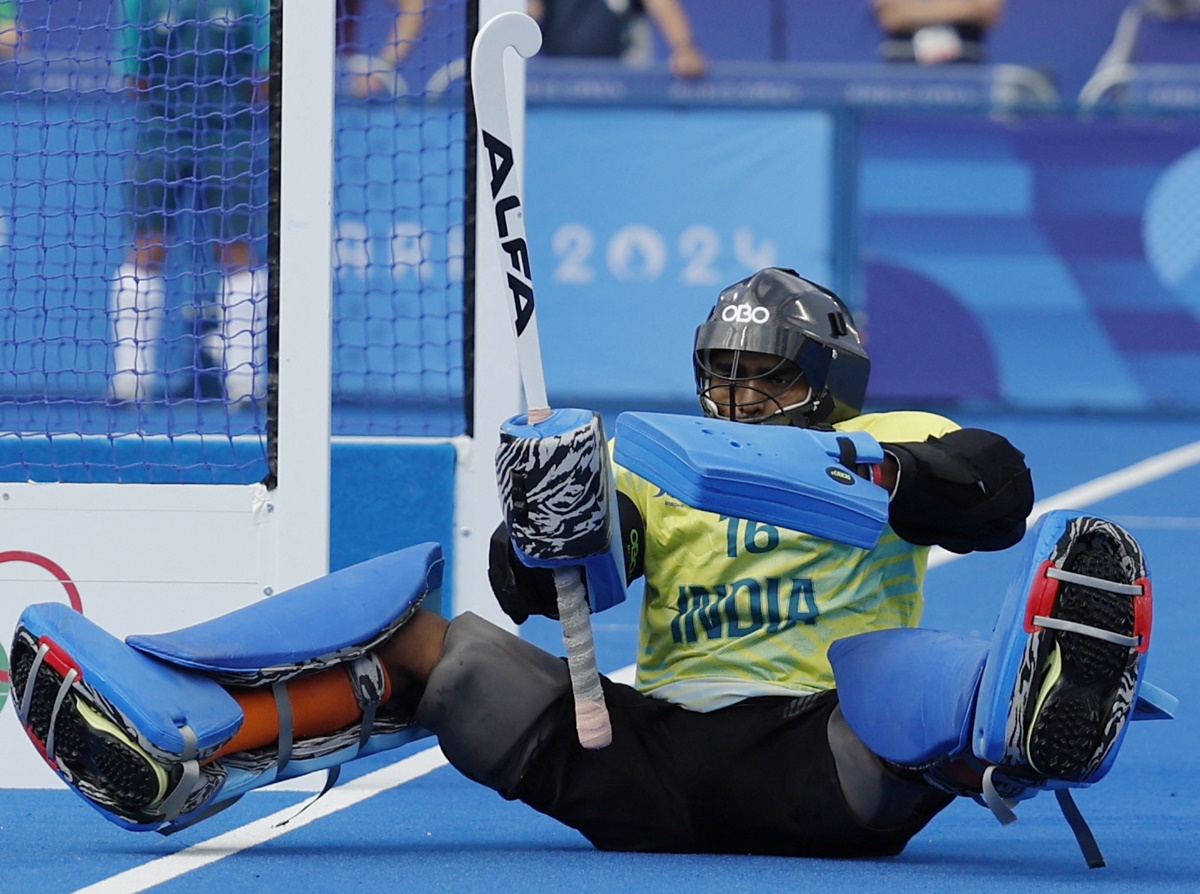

{"left": 511, "top": 680, "right": 951, "bottom": 858}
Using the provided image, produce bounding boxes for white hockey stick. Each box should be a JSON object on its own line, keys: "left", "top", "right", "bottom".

{"left": 471, "top": 12, "right": 613, "bottom": 749}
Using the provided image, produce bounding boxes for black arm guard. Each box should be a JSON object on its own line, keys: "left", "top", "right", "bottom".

{"left": 883, "top": 428, "right": 1034, "bottom": 554}
{"left": 487, "top": 491, "right": 647, "bottom": 625}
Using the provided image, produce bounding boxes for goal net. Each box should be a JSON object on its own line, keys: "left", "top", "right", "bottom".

{"left": 0, "top": 0, "right": 521, "bottom": 787}
{"left": 0, "top": 0, "right": 473, "bottom": 471}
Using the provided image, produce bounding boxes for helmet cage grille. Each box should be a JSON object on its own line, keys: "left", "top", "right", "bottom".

{"left": 694, "top": 350, "right": 814, "bottom": 424}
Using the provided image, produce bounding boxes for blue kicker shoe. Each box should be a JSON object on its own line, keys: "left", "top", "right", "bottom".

{"left": 972, "top": 510, "right": 1155, "bottom": 865}
{"left": 9, "top": 544, "right": 441, "bottom": 832}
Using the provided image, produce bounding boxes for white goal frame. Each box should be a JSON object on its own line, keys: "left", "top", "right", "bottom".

{"left": 454, "top": 0, "right": 527, "bottom": 629}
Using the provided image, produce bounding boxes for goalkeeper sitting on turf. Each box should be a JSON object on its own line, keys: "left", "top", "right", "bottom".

{"left": 12, "top": 268, "right": 1162, "bottom": 865}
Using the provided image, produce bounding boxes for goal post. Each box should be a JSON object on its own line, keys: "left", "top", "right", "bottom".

{"left": 455, "top": 0, "right": 527, "bottom": 629}
{"left": 273, "top": 0, "right": 336, "bottom": 593}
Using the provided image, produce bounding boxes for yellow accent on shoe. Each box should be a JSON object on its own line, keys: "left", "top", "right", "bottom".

{"left": 76, "top": 700, "right": 170, "bottom": 806}
{"left": 1025, "top": 643, "right": 1063, "bottom": 777}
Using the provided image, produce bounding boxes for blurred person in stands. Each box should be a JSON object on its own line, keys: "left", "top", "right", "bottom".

{"left": 1091, "top": 0, "right": 1200, "bottom": 79}
{"left": 110, "top": 1, "right": 270, "bottom": 405}
{"left": 1143, "top": 0, "right": 1200, "bottom": 18}
{"left": 528, "top": 0, "right": 707, "bottom": 79}
{"left": 339, "top": 0, "right": 428, "bottom": 98}
{"left": 0, "top": 1, "right": 17, "bottom": 59}
{"left": 872, "top": 0, "right": 1005, "bottom": 65}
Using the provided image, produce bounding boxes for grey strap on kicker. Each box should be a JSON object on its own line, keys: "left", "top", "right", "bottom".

{"left": 1032, "top": 615, "right": 1141, "bottom": 649}
{"left": 1045, "top": 566, "right": 1143, "bottom": 596}
{"left": 272, "top": 680, "right": 294, "bottom": 775}
{"left": 44, "top": 668, "right": 79, "bottom": 764}
{"left": 980, "top": 765, "right": 1019, "bottom": 825}
{"left": 17, "top": 642, "right": 50, "bottom": 726}
{"left": 159, "top": 724, "right": 200, "bottom": 822}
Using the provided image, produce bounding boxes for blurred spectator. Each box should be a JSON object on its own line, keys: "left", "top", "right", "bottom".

{"left": 339, "top": 0, "right": 428, "bottom": 98}
{"left": 110, "top": 1, "right": 270, "bottom": 404}
{"left": 0, "top": 1, "right": 16, "bottom": 59}
{"left": 1143, "top": 0, "right": 1200, "bottom": 18}
{"left": 528, "top": 0, "right": 707, "bottom": 79}
{"left": 872, "top": 0, "right": 1005, "bottom": 65}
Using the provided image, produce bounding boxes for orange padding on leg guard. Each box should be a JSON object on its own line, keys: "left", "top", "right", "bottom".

{"left": 209, "top": 662, "right": 392, "bottom": 761}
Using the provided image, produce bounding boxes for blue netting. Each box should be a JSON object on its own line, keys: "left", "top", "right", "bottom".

{"left": 0, "top": 0, "right": 470, "bottom": 483}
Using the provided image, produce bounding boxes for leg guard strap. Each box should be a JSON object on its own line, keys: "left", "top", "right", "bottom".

{"left": 272, "top": 680, "right": 294, "bottom": 775}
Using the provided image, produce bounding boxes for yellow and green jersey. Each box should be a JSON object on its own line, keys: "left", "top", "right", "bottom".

{"left": 614, "top": 410, "right": 959, "bottom": 712}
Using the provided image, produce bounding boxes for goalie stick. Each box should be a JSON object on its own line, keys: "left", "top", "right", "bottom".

{"left": 470, "top": 12, "right": 613, "bottom": 749}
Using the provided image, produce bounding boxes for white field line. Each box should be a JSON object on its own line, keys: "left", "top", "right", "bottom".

{"left": 71, "top": 747, "right": 449, "bottom": 894}
{"left": 69, "top": 440, "right": 1200, "bottom": 893}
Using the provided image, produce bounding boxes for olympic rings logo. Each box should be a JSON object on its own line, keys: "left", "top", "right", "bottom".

{"left": 0, "top": 551, "right": 83, "bottom": 714}
{"left": 721, "top": 304, "right": 770, "bottom": 324}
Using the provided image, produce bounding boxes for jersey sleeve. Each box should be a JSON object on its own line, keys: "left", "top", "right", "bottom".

{"left": 834, "top": 409, "right": 960, "bottom": 443}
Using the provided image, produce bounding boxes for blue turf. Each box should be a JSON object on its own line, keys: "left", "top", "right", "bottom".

{"left": 2, "top": 412, "right": 1198, "bottom": 892}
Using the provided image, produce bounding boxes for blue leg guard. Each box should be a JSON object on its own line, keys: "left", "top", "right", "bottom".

{"left": 9, "top": 543, "right": 441, "bottom": 832}
{"left": 830, "top": 627, "right": 989, "bottom": 770}
{"left": 830, "top": 511, "right": 1174, "bottom": 867}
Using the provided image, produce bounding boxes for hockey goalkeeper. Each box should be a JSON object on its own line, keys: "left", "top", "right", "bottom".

{"left": 11, "top": 268, "right": 1162, "bottom": 865}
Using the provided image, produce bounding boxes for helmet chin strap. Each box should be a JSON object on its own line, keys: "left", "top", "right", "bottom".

{"left": 780, "top": 388, "right": 841, "bottom": 428}
{"left": 755, "top": 391, "right": 818, "bottom": 427}
{"left": 699, "top": 381, "right": 819, "bottom": 427}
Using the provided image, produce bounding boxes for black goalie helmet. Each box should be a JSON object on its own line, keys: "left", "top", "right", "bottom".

{"left": 693, "top": 268, "right": 870, "bottom": 427}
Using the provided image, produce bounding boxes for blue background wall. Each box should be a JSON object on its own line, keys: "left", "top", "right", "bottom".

{"left": 524, "top": 106, "right": 833, "bottom": 408}
{"left": 525, "top": 102, "right": 1200, "bottom": 415}
{"left": 861, "top": 115, "right": 1200, "bottom": 412}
